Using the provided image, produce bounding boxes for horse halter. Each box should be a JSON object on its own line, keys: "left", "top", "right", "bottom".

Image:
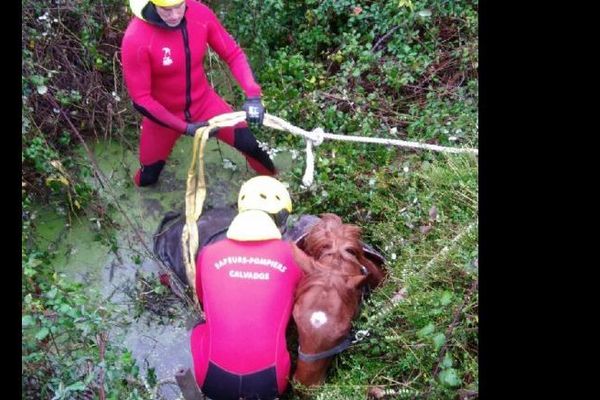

{"left": 296, "top": 266, "right": 370, "bottom": 363}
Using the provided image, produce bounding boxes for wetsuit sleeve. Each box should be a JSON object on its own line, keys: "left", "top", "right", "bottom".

{"left": 121, "top": 34, "right": 188, "bottom": 133}
{"left": 204, "top": 8, "right": 262, "bottom": 98}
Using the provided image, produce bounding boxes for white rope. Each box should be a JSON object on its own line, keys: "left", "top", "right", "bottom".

{"left": 302, "top": 139, "right": 315, "bottom": 188}
{"left": 261, "top": 113, "right": 478, "bottom": 188}
{"left": 263, "top": 113, "right": 477, "bottom": 154}
{"left": 186, "top": 112, "right": 477, "bottom": 191}
{"left": 300, "top": 127, "right": 324, "bottom": 187}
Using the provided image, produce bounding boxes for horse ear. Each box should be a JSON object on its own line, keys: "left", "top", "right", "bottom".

{"left": 346, "top": 274, "right": 367, "bottom": 289}
{"left": 291, "top": 243, "right": 317, "bottom": 274}
{"left": 360, "top": 256, "right": 385, "bottom": 289}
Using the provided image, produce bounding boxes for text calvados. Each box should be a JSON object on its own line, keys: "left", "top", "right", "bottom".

{"left": 228, "top": 270, "right": 269, "bottom": 280}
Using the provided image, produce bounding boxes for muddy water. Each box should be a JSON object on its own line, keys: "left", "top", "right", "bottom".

{"left": 33, "top": 136, "right": 295, "bottom": 398}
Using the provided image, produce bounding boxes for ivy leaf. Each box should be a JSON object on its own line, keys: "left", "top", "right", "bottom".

{"left": 441, "top": 352, "right": 453, "bottom": 369}
{"left": 416, "top": 322, "right": 435, "bottom": 338}
{"left": 432, "top": 332, "right": 446, "bottom": 351}
{"left": 22, "top": 315, "right": 36, "bottom": 327}
{"left": 439, "top": 368, "right": 461, "bottom": 387}
{"left": 30, "top": 75, "right": 45, "bottom": 86}
{"left": 35, "top": 327, "right": 49, "bottom": 341}
{"left": 47, "top": 287, "right": 58, "bottom": 299}
{"left": 440, "top": 291, "right": 453, "bottom": 306}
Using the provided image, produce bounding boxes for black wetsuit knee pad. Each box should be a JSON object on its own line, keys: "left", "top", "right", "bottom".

{"left": 201, "top": 361, "right": 279, "bottom": 400}
{"left": 139, "top": 160, "right": 166, "bottom": 186}
{"left": 233, "top": 127, "right": 276, "bottom": 173}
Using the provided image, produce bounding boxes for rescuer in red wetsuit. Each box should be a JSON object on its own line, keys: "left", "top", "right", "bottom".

{"left": 191, "top": 176, "right": 307, "bottom": 399}
{"left": 121, "top": 0, "right": 276, "bottom": 187}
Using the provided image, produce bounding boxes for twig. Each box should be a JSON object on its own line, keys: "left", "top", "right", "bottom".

{"left": 371, "top": 25, "right": 401, "bottom": 52}
{"left": 320, "top": 92, "right": 353, "bottom": 103}
{"left": 96, "top": 332, "right": 108, "bottom": 400}
{"left": 423, "top": 221, "right": 477, "bottom": 272}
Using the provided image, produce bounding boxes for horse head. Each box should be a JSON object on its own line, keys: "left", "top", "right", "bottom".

{"left": 292, "top": 265, "right": 366, "bottom": 387}
{"left": 291, "top": 213, "right": 386, "bottom": 388}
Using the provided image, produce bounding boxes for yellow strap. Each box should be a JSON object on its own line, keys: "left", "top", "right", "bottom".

{"left": 181, "top": 112, "right": 247, "bottom": 296}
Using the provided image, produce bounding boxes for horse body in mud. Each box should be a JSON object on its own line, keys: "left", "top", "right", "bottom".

{"left": 153, "top": 208, "right": 383, "bottom": 288}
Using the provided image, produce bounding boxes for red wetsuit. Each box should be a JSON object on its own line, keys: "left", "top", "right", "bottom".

{"left": 191, "top": 238, "right": 303, "bottom": 399}
{"left": 121, "top": 0, "right": 275, "bottom": 186}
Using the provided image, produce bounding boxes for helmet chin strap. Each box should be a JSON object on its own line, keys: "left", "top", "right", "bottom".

{"left": 243, "top": 208, "right": 289, "bottom": 230}
{"left": 274, "top": 209, "right": 290, "bottom": 228}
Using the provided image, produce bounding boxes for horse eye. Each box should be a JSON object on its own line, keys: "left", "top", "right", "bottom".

{"left": 346, "top": 248, "right": 357, "bottom": 256}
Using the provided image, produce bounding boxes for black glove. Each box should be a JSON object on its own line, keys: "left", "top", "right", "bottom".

{"left": 185, "top": 121, "right": 208, "bottom": 137}
{"left": 242, "top": 96, "right": 265, "bottom": 126}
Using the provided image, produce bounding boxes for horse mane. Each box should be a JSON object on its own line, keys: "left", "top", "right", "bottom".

{"left": 303, "top": 213, "right": 385, "bottom": 288}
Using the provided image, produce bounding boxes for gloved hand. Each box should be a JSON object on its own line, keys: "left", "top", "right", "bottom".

{"left": 185, "top": 121, "right": 208, "bottom": 137}
{"left": 242, "top": 96, "right": 265, "bottom": 126}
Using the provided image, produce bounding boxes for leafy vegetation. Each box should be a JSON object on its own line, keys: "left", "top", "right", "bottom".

{"left": 23, "top": 0, "right": 478, "bottom": 398}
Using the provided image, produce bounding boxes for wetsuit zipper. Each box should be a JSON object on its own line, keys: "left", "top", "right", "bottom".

{"left": 181, "top": 19, "right": 192, "bottom": 122}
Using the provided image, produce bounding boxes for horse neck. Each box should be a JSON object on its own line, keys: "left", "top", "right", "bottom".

{"left": 294, "top": 357, "right": 332, "bottom": 387}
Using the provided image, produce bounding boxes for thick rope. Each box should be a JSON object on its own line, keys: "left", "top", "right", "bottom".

{"left": 302, "top": 137, "right": 315, "bottom": 187}
{"left": 182, "top": 112, "right": 478, "bottom": 293}
{"left": 262, "top": 113, "right": 477, "bottom": 187}
{"left": 262, "top": 113, "right": 479, "bottom": 154}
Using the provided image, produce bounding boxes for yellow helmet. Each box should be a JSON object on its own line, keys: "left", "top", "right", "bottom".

{"left": 129, "top": 0, "right": 184, "bottom": 20}
{"left": 227, "top": 176, "right": 292, "bottom": 241}
{"left": 237, "top": 176, "right": 292, "bottom": 215}
{"left": 150, "top": 0, "right": 185, "bottom": 6}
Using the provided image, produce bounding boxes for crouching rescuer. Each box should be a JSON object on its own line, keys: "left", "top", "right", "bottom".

{"left": 190, "top": 176, "right": 312, "bottom": 399}
{"left": 121, "top": 0, "right": 276, "bottom": 187}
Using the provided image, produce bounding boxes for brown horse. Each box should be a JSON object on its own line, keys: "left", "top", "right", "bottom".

{"left": 292, "top": 213, "right": 385, "bottom": 387}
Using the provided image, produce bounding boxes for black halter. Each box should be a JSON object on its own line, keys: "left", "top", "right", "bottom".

{"left": 296, "top": 266, "right": 370, "bottom": 363}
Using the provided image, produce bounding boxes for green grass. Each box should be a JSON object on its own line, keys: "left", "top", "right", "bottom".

{"left": 278, "top": 151, "right": 478, "bottom": 399}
